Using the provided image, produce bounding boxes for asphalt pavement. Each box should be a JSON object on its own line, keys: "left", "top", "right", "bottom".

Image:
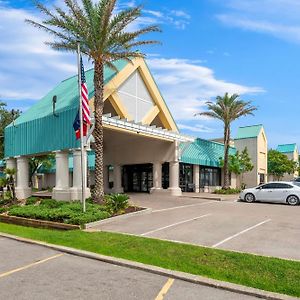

{"left": 0, "top": 237, "right": 260, "bottom": 300}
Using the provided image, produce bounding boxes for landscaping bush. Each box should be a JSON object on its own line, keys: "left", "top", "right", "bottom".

{"left": 25, "top": 197, "right": 39, "bottom": 206}
{"left": 104, "top": 193, "right": 129, "bottom": 215}
{"left": 0, "top": 207, "right": 6, "bottom": 214}
{"left": 8, "top": 200, "right": 111, "bottom": 225}
{"left": 40, "top": 199, "right": 64, "bottom": 208}
{"left": 214, "top": 188, "right": 241, "bottom": 195}
{"left": 0, "top": 198, "right": 11, "bottom": 206}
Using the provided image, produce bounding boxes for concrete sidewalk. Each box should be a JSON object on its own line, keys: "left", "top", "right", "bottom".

{"left": 182, "top": 192, "right": 239, "bottom": 201}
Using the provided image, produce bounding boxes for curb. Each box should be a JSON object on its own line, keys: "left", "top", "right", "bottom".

{"left": 0, "top": 215, "right": 80, "bottom": 230}
{"left": 181, "top": 195, "right": 222, "bottom": 201}
{"left": 84, "top": 207, "right": 152, "bottom": 229}
{"left": 0, "top": 232, "right": 297, "bottom": 300}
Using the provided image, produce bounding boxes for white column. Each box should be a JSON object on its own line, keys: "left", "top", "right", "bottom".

{"left": 168, "top": 161, "right": 182, "bottom": 196}
{"left": 113, "top": 164, "right": 123, "bottom": 194}
{"left": 167, "top": 141, "right": 182, "bottom": 196}
{"left": 6, "top": 157, "right": 17, "bottom": 171}
{"left": 193, "top": 165, "right": 200, "bottom": 193}
{"left": 6, "top": 157, "right": 17, "bottom": 185}
{"left": 150, "top": 162, "right": 163, "bottom": 194}
{"left": 70, "top": 149, "right": 91, "bottom": 200}
{"left": 15, "top": 156, "right": 32, "bottom": 199}
{"left": 52, "top": 151, "right": 71, "bottom": 201}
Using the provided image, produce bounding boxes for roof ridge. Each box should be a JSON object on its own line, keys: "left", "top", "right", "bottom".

{"left": 277, "top": 143, "right": 296, "bottom": 146}
{"left": 196, "top": 138, "right": 236, "bottom": 149}
{"left": 238, "top": 124, "right": 263, "bottom": 129}
{"left": 61, "top": 67, "right": 94, "bottom": 83}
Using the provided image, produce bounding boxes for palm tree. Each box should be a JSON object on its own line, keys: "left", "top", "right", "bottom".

{"left": 198, "top": 93, "right": 257, "bottom": 189}
{"left": 26, "top": 0, "right": 160, "bottom": 202}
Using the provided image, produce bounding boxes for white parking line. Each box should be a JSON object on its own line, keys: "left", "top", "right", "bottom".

{"left": 152, "top": 201, "right": 212, "bottom": 213}
{"left": 212, "top": 219, "right": 271, "bottom": 248}
{"left": 141, "top": 214, "right": 211, "bottom": 236}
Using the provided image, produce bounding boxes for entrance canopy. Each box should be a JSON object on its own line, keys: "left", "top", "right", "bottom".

{"left": 5, "top": 57, "right": 182, "bottom": 158}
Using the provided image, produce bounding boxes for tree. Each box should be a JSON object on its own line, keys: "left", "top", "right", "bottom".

{"left": 239, "top": 147, "right": 254, "bottom": 188}
{"left": 268, "top": 149, "right": 297, "bottom": 180}
{"left": 29, "top": 155, "right": 54, "bottom": 186}
{"left": 0, "top": 168, "right": 16, "bottom": 200}
{"left": 0, "top": 102, "right": 21, "bottom": 158}
{"left": 220, "top": 147, "right": 254, "bottom": 188}
{"left": 198, "top": 93, "right": 257, "bottom": 189}
{"left": 26, "top": 0, "right": 160, "bottom": 202}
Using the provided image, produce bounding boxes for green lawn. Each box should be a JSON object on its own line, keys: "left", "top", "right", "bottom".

{"left": 0, "top": 222, "right": 299, "bottom": 297}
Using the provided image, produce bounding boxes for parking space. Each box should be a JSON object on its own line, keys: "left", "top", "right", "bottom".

{"left": 90, "top": 194, "right": 300, "bottom": 261}
{"left": 0, "top": 238, "right": 259, "bottom": 300}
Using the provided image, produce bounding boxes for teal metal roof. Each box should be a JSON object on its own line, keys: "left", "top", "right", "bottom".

{"left": 180, "top": 138, "right": 236, "bottom": 167}
{"left": 5, "top": 60, "right": 129, "bottom": 158}
{"left": 235, "top": 124, "right": 263, "bottom": 140}
{"left": 277, "top": 144, "right": 297, "bottom": 153}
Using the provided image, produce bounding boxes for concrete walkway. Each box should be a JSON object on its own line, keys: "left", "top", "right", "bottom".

{"left": 182, "top": 192, "right": 239, "bottom": 201}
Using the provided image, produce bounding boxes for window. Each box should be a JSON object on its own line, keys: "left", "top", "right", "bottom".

{"left": 259, "top": 173, "right": 265, "bottom": 184}
{"left": 260, "top": 183, "right": 293, "bottom": 189}
{"left": 179, "top": 163, "right": 194, "bottom": 192}
{"left": 276, "top": 183, "right": 293, "bottom": 189}
{"left": 200, "top": 167, "right": 221, "bottom": 187}
{"left": 261, "top": 183, "right": 278, "bottom": 189}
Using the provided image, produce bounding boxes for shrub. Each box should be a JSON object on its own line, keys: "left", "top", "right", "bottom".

{"left": 0, "top": 198, "right": 11, "bottom": 206}
{"left": 8, "top": 200, "right": 112, "bottom": 225}
{"left": 40, "top": 199, "right": 64, "bottom": 208}
{"left": 0, "top": 207, "right": 6, "bottom": 214}
{"left": 25, "top": 197, "right": 39, "bottom": 206}
{"left": 214, "top": 188, "right": 241, "bottom": 195}
{"left": 104, "top": 193, "right": 129, "bottom": 215}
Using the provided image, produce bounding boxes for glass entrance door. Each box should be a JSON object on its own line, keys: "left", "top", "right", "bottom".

{"left": 179, "top": 163, "right": 194, "bottom": 192}
{"left": 123, "top": 164, "right": 153, "bottom": 193}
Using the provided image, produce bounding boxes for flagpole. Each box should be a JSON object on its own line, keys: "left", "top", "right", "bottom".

{"left": 77, "top": 41, "right": 86, "bottom": 213}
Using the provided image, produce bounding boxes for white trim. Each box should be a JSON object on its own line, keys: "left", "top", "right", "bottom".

{"left": 212, "top": 219, "right": 271, "bottom": 248}
{"left": 102, "top": 114, "right": 194, "bottom": 142}
{"left": 152, "top": 201, "right": 212, "bottom": 213}
{"left": 140, "top": 214, "right": 211, "bottom": 236}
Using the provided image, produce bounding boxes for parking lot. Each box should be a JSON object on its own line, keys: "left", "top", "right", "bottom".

{"left": 0, "top": 238, "right": 259, "bottom": 300}
{"left": 89, "top": 194, "right": 300, "bottom": 261}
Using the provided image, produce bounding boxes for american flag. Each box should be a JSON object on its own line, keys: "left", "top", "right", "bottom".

{"left": 73, "top": 57, "right": 90, "bottom": 140}
{"left": 80, "top": 57, "right": 91, "bottom": 125}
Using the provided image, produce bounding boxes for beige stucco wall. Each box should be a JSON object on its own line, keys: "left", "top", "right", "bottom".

{"left": 103, "top": 128, "right": 176, "bottom": 166}
{"left": 220, "top": 169, "right": 238, "bottom": 189}
{"left": 234, "top": 128, "right": 268, "bottom": 188}
{"left": 234, "top": 137, "right": 258, "bottom": 188}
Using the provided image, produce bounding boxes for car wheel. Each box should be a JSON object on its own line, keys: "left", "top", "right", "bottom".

{"left": 286, "top": 195, "right": 299, "bottom": 206}
{"left": 244, "top": 193, "right": 255, "bottom": 203}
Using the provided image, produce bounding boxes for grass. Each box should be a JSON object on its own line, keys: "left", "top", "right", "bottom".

{"left": 0, "top": 222, "right": 299, "bottom": 297}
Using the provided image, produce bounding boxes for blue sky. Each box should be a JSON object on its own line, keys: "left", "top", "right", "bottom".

{"left": 0, "top": 0, "right": 300, "bottom": 148}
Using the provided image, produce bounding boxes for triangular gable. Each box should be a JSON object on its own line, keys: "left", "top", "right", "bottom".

{"left": 90, "top": 57, "right": 178, "bottom": 132}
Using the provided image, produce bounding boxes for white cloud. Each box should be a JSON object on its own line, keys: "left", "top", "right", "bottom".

{"left": 216, "top": 0, "right": 300, "bottom": 44}
{"left": 148, "top": 58, "right": 264, "bottom": 121}
{"left": 178, "top": 123, "right": 214, "bottom": 133}
{"left": 0, "top": 3, "right": 77, "bottom": 103}
{"left": 123, "top": 1, "right": 191, "bottom": 30}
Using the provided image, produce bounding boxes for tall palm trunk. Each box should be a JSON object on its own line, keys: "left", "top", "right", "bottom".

{"left": 223, "top": 124, "right": 230, "bottom": 189}
{"left": 93, "top": 61, "right": 105, "bottom": 202}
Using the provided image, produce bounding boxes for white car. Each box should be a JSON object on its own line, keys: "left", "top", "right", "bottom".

{"left": 240, "top": 182, "right": 300, "bottom": 206}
